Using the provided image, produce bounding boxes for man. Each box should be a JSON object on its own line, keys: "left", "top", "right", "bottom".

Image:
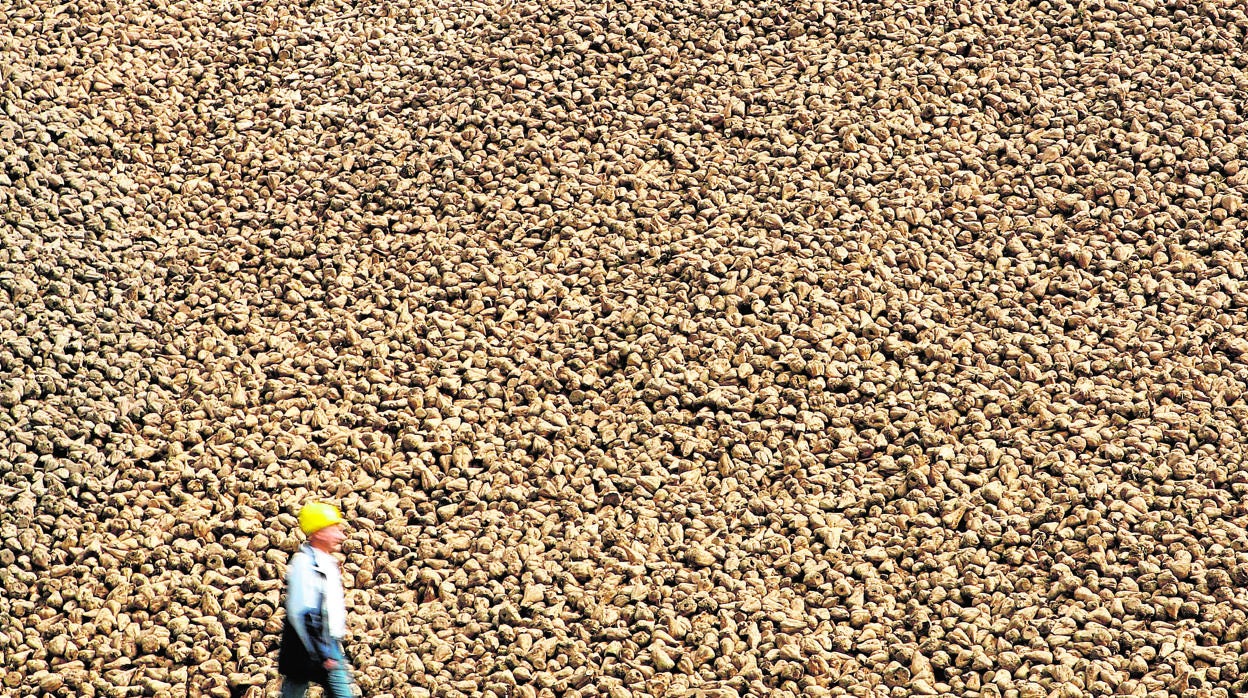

{"left": 278, "top": 502, "right": 357, "bottom": 698}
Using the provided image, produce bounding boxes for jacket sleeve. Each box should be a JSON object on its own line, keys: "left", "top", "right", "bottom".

{"left": 286, "top": 552, "right": 334, "bottom": 662}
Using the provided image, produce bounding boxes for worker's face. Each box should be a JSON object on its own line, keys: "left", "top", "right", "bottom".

{"left": 310, "top": 524, "right": 346, "bottom": 553}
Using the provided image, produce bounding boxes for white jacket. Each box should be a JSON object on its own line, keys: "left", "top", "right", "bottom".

{"left": 285, "top": 543, "right": 347, "bottom": 655}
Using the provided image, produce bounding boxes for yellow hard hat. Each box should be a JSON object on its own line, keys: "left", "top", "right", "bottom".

{"left": 298, "top": 502, "right": 345, "bottom": 536}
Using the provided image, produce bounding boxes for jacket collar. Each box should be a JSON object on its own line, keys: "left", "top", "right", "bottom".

{"left": 301, "top": 542, "right": 338, "bottom": 568}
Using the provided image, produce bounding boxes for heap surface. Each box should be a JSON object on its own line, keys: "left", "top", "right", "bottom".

{"left": 3, "top": 0, "right": 1248, "bottom": 697}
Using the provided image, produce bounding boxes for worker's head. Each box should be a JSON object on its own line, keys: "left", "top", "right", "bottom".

{"left": 298, "top": 502, "right": 346, "bottom": 553}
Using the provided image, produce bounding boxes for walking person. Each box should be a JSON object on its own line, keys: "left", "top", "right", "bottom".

{"left": 278, "top": 502, "right": 358, "bottom": 698}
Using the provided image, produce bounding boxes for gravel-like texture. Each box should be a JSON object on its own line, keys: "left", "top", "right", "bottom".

{"left": 4, "top": 0, "right": 1248, "bottom": 697}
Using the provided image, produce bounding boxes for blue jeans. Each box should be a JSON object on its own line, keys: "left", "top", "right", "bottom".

{"left": 280, "top": 641, "right": 354, "bottom": 698}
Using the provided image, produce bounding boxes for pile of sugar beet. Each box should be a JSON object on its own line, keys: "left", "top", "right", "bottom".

{"left": 3, "top": 0, "right": 1248, "bottom": 696}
